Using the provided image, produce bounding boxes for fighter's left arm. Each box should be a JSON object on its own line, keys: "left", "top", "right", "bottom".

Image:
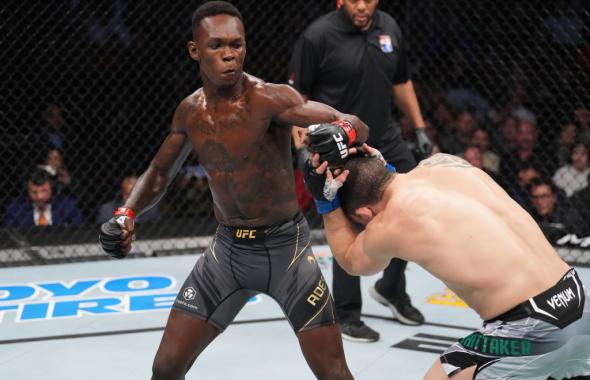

{"left": 323, "top": 209, "right": 391, "bottom": 276}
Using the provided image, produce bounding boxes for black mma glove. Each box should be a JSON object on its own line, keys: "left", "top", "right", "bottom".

{"left": 303, "top": 159, "right": 342, "bottom": 214}
{"left": 307, "top": 120, "right": 357, "bottom": 166}
{"left": 415, "top": 128, "right": 433, "bottom": 157}
{"left": 99, "top": 207, "right": 135, "bottom": 259}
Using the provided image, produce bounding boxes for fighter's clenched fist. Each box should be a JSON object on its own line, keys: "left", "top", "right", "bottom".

{"left": 307, "top": 120, "right": 358, "bottom": 166}
{"left": 99, "top": 207, "right": 135, "bottom": 259}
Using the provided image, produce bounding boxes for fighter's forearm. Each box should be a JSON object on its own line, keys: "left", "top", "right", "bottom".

{"left": 393, "top": 81, "right": 425, "bottom": 129}
{"left": 123, "top": 165, "right": 168, "bottom": 215}
{"left": 322, "top": 209, "right": 359, "bottom": 273}
{"left": 124, "top": 141, "right": 192, "bottom": 215}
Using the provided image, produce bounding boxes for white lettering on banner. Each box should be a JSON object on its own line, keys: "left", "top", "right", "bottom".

{"left": 0, "top": 275, "right": 177, "bottom": 323}
{"left": 556, "top": 234, "right": 590, "bottom": 248}
{"left": 546, "top": 287, "right": 575, "bottom": 309}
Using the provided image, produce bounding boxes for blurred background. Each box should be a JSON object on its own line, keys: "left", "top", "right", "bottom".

{"left": 1, "top": 0, "right": 589, "bottom": 266}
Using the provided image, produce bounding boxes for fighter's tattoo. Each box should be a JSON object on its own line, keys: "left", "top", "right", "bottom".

{"left": 200, "top": 140, "right": 236, "bottom": 176}
{"left": 418, "top": 153, "right": 472, "bottom": 168}
{"left": 193, "top": 91, "right": 251, "bottom": 134}
{"left": 195, "top": 118, "right": 216, "bottom": 135}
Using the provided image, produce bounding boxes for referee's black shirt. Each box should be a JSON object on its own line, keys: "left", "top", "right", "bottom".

{"left": 288, "top": 8, "right": 410, "bottom": 160}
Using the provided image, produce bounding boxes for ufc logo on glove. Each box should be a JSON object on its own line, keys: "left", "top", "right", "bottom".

{"left": 332, "top": 133, "right": 349, "bottom": 159}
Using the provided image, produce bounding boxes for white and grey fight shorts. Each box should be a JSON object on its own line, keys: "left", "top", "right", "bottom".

{"left": 441, "top": 268, "right": 590, "bottom": 379}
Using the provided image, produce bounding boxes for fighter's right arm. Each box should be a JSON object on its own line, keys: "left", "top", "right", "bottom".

{"left": 99, "top": 100, "right": 192, "bottom": 259}
{"left": 124, "top": 100, "right": 193, "bottom": 214}
{"left": 323, "top": 210, "right": 391, "bottom": 276}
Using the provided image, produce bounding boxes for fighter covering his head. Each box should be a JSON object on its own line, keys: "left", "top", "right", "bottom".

{"left": 304, "top": 143, "right": 590, "bottom": 379}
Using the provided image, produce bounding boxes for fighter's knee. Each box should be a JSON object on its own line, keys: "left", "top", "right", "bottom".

{"left": 316, "top": 361, "right": 353, "bottom": 380}
{"left": 151, "top": 355, "right": 185, "bottom": 380}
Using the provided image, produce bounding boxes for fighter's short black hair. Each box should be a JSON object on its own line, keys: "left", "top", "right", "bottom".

{"left": 339, "top": 157, "right": 393, "bottom": 216}
{"left": 192, "top": 1, "right": 243, "bottom": 37}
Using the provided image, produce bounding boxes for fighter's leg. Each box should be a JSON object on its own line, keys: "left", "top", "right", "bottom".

{"left": 423, "top": 360, "right": 475, "bottom": 380}
{"left": 151, "top": 309, "right": 220, "bottom": 380}
{"left": 297, "top": 323, "right": 353, "bottom": 380}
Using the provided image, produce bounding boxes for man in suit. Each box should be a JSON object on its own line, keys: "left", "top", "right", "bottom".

{"left": 2, "top": 169, "right": 85, "bottom": 227}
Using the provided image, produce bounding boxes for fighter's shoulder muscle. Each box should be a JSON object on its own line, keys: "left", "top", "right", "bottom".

{"left": 250, "top": 77, "right": 304, "bottom": 113}
{"left": 170, "top": 90, "right": 201, "bottom": 133}
{"left": 418, "top": 153, "right": 472, "bottom": 168}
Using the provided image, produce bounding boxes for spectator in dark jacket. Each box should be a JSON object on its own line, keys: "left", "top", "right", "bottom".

{"left": 3, "top": 169, "right": 84, "bottom": 227}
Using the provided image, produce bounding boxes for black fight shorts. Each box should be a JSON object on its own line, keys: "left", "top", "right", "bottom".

{"left": 173, "top": 213, "right": 336, "bottom": 332}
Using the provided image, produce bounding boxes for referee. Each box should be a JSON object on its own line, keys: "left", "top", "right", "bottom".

{"left": 289, "top": 0, "right": 430, "bottom": 342}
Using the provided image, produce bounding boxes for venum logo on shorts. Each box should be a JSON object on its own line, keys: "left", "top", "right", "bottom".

{"left": 183, "top": 287, "right": 196, "bottom": 301}
{"left": 546, "top": 286, "right": 576, "bottom": 309}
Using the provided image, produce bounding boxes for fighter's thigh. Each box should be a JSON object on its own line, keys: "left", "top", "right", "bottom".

{"left": 297, "top": 324, "right": 351, "bottom": 378}
{"left": 153, "top": 309, "right": 221, "bottom": 370}
{"left": 423, "top": 360, "right": 475, "bottom": 380}
{"left": 273, "top": 245, "right": 335, "bottom": 331}
{"left": 174, "top": 243, "right": 242, "bottom": 327}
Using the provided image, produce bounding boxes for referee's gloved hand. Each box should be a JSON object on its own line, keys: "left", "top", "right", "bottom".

{"left": 99, "top": 207, "right": 136, "bottom": 259}
{"left": 307, "top": 120, "right": 358, "bottom": 167}
{"left": 303, "top": 153, "right": 349, "bottom": 214}
{"left": 415, "top": 128, "right": 433, "bottom": 157}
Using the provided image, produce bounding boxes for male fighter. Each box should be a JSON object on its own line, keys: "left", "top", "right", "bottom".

{"left": 98, "top": 2, "right": 368, "bottom": 379}
{"left": 304, "top": 144, "right": 590, "bottom": 379}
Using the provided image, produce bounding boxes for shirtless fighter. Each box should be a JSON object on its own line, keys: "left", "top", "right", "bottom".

{"left": 304, "top": 144, "right": 590, "bottom": 379}
{"left": 98, "top": 2, "right": 369, "bottom": 379}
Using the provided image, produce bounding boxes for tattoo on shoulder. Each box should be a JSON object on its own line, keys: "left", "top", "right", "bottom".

{"left": 418, "top": 153, "right": 472, "bottom": 168}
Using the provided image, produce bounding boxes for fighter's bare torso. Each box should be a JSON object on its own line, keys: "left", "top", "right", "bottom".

{"left": 177, "top": 74, "right": 299, "bottom": 226}
{"left": 365, "top": 153, "right": 570, "bottom": 319}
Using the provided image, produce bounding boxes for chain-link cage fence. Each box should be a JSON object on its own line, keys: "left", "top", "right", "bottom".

{"left": 1, "top": 0, "right": 589, "bottom": 266}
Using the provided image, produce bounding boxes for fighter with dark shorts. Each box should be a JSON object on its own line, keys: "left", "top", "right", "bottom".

{"left": 175, "top": 212, "right": 335, "bottom": 332}
{"left": 98, "top": 2, "right": 369, "bottom": 379}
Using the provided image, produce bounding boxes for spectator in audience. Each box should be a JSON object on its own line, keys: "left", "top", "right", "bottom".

{"left": 40, "top": 103, "right": 67, "bottom": 151}
{"left": 97, "top": 175, "right": 160, "bottom": 223}
{"left": 574, "top": 104, "right": 590, "bottom": 144}
{"left": 506, "top": 81, "right": 537, "bottom": 125}
{"left": 432, "top": 101, "right": 454, "bottom": 135}
{"left": 492, "top": 114, "right": 519, "bottom": 155}
{"left": 37, "top": 147, "right": 72, "bottom": 195}
{"left": 2, "top": 169, "right": 85, "bottom": 228}
{"left": 462, "top": 146, "right": 483, "bottom": 169}
{"left": 500, "top": 120, "right": 546, "bottom": 185}
{"left": 506, "top": 162, "right": 540, "bottom": 213}
{"left": 461, "top": 145, "right": 500, "bottom": 182}
{"left": 454, "top": 110, "right": 477, "bottom": 152}
{"left": 471, "top": 128, "right": 500, "bottom": 174}
{"left": 438, "top": 110, "right": 471, "bottom": 154}
{"left": 528, "top": 177, "right": 581, "bottom": 241}
{"left": 553, "top": 142, "right": 590, "bottom": 197}
{"left": 556, "top": 122, "right": 578, "bottom": 166}
{"left": 569, "top": 175, "right": 590, "bottom": 236}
